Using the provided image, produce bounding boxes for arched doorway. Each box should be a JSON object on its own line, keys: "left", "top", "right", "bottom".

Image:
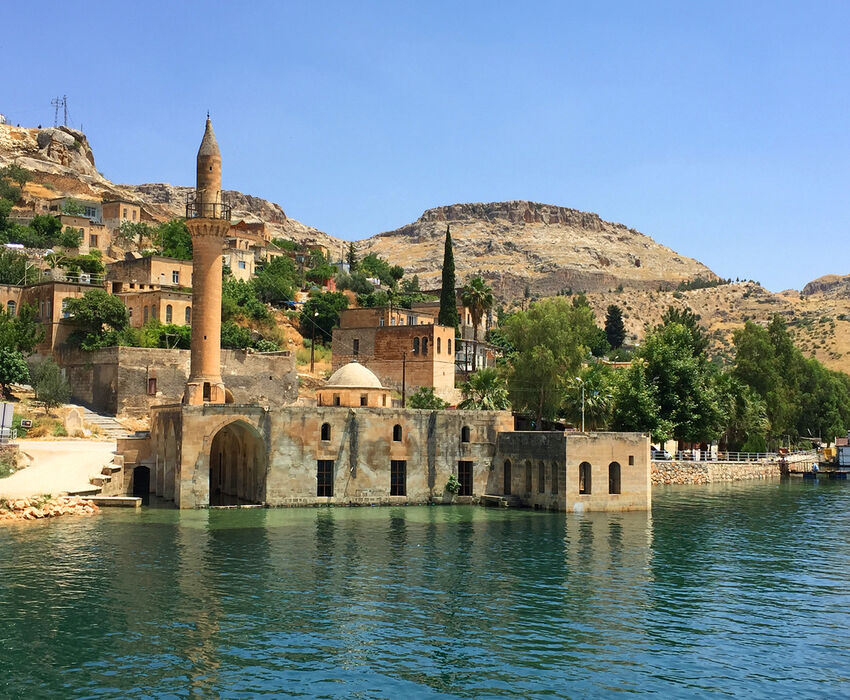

{"left": 503, "top": 459, "right": 512, "bottom": 495}
{"left": 132, "top": 466, "right": 150, "bottom": 497}
{"left": 209, "top": 421, "right": 267, "bottom": 506}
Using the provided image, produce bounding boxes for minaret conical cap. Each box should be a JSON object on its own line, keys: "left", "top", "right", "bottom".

{"left": 197, "top": 118, "right": 220, "bottom": 158}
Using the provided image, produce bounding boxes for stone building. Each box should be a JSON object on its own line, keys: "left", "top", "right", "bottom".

{"left": 120, "top": 288, "right": 192, "bottom": 327}
{"left": 331, "top": 306, "right": 456, "bottom": 402}
{"left": 107, "top": 254, "right": 193, "bottom": 293}
{"left": 57, "top": 346, "right": 297, "bottom": 416}
{"left": 102, "top": 199, "right": 141, "bottom": 230}
{"left": 119, "top": 118, "right": 651, "bottom": 514}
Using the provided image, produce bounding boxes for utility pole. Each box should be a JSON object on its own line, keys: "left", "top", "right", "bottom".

{"left": 575, "top": 377, "right": 585, "bottom": 432}
{"left": 402, "top": 352, "right": 407, "bottom": 408}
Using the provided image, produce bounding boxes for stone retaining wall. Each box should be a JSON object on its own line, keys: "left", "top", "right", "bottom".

{"left": 651, "top": 460, "right": 780, "bottom": 485}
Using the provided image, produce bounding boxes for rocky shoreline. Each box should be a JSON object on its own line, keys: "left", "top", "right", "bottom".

{"left": 0, "top": 495, "right": 100, "bottom": 522}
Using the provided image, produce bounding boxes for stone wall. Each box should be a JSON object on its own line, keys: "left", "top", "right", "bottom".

{"left": 651, "top": 460, "right": 781, "bottom": 485}
{"left": 57, "top": 346, "right": 297, "bottom": 416}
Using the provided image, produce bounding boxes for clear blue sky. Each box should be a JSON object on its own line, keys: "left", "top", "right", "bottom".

{"left": 4, "top": 1, "right": 849, "bottom": 290}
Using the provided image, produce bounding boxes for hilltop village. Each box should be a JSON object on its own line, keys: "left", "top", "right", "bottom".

{"left": 0, "top": 117, "right": 849, "bottom": 508}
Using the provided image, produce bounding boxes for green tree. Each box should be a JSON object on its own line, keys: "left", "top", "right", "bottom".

{"left": 253, "top": 255, "right": 302, "bottom": 305}
{"left": 28, "top": 358, "right": 71, "bottom": 415}
{"left": 562, "top": 364, "right": 617, "bottom": 430}
{"left": 604, "top": 304, "right": 626, "bottom": 349}
{"left": 115, "top": 220, "right": 153, "bottom": 248}
{"left": 64, "top": 289, "right": 130, "bottom": 350}
{"left": 437, "top": 225, "right": 459, "bottom": 331}
{"left": 221, "top": 320, "right": 251, "bottom": 349}
{"left": 458, "top": 368, "right": 511, "bottom": 410}
{"left": 611, "top": 359, "right": 674, "bottom": 443}
{"left": 155, "top": 219, "right": 192, "bottom": 260}
{"left": 0, "top": 164, "right": 28, "bottom": 202}
{"left": 407, "top": 386, "right": 449, "bottom": 410}
{"left": 0, "top": 249, "right": 32, "bottom": 285}
{"left": 62, "top": 199, "right": 85, "bottom": 217}
{"left": 659, "top": 306, "right": 708, "bottom": 355}
{"left": 715, "top": 372, "right": 769, "bottom": 452}
{"left": 346, "top": 242, "right": 358, "bottom": 271}
{"left": 58, "top": 226, "right": 83, "bottom": 248}
{"left": 0, "top": 303, "right": 44, "bottom": 355}
{"left": 222, "top": 276, "right": 269, "bottom": 321}
{"left": 0, "top": 348, "right": 29, "bottom": 399}
{"left": 502, "top": 297, "right": 598, "bottom": 428}
{"left": 299, "top": 291, "right": 349, "bottom": 345}
{"left": 460, "top": 276, "right": 494, "bottom": 342}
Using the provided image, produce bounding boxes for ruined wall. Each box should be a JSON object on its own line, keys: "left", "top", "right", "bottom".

{"left": 150, "top": 404, "right": 513, "bottom": 508}
{"left": 58, "top": 347, "right": 297, "bottom": 415}
{"left": 651, "top": 460, "right": 781, "bottom": 485}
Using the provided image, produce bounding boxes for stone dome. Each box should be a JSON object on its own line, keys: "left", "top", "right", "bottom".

{"left": 325, "top": 362, "right": 384, "bottom": 389}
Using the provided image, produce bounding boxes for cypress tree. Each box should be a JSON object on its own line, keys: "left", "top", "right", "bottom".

{"left": 438, "top": 224, "right": 459, "bottom": 332}
{"left": 605, "top": 304, "right": 626, "bottom": 349}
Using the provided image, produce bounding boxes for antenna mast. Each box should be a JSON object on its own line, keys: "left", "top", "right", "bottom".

{"left": 50, "top": 95, "right": 69, "bottom": 126}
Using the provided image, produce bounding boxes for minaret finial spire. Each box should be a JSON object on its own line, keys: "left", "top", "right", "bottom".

{"left": 206, "top": 109, "right": 210, "bottom": 120}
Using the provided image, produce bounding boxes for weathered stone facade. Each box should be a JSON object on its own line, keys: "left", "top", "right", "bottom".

{"left": 651, "top": 460, "right": 781, "bottom": 485}
{"left": 493, "top": 431, "right": 651, "bottom": 512}
{"left": 57, "top": 346, "right": 297, "bottom": 416}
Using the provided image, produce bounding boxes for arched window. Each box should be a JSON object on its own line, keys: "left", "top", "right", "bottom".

{"left": 143, "top": 306, "right": 149, "bottom": 323}
{"left": 525, "top": 460, "right": 532, "bottom": 492}
{"left": 321, "top": 423, "right": 331, "bottom": 441}
{"left": 579, "top": 462, "right": 592, "bottom": 495}
{"left": 538, "top": 461, "right": 546, "bottom": 494}
{"left": 6, "top": 300, "right": 16, "bottom": 317}
{"left": 437, "top": 337, "right": 441, "bottom": 354}
{"left": 608, "top": 462, "right": 621, "bottom": 494}
{"left": 551, "top": 462, "right": 559, "bottom": 495}
{"left": 392, "top": 424, "right": 402, "bottom": 442}
{"left": 503, "top": 459, "right": 511, "bottom": 495}
{"left": 461, "top": 426, "right": 470, "bottom": 443}
{"left": 165, "top": 304, "right": 173, "bottom": 323}
{"left": 448, "top": 338, "right": 452, "bottom": 355}
{"left": 185, "top": 306, "right": 191, "bottom": 324}
{"left": 413, "top": 337, "right": 420, "bottom": 355}
{"left": 422, "top": 337, "right": 428, "bottom": 356}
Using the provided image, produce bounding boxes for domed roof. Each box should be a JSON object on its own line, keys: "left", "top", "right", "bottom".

{"left": 325, "top": 362, "right": 384, "bottom": 389}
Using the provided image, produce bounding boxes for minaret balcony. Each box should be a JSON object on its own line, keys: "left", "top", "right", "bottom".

{"left": 185, "top": 196, "right": 231, "bottom": 221}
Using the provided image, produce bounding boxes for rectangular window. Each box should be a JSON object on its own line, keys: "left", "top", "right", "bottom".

{"left": 333, "top": 394, "right": 340, "bottom": 406}
{"left": 132, "top": 210, "right": 137, "bottom": 221}
{"left": 390, "top": 460, "right": 407, "bottom": 496}
{"left": 360, "top": 394, "right": 367, "bottom": 406}
{"left": 628, "top": 455, "right": 635, "bottom": 466}
{"left": 61, "top": 299, "right": 70, "bottom": 318}
{"left": 551, "top": 463, "right": 559, "bottom": 495}
{"left": 353, "top": 339, "right": 360, "bottom": 356}
{"left": 317, "top": 460, "right": 334, "bottom": 497}
{"left": 172, "top": 271, "right": 179, "bottom": 284}
{"left": 147, "top": 378, "right": 157, "bottom": 395}
{"left": 457, "top": 461, "right": 473, "bottom": 496}
{"left": 89, "top": 234, "right": 98, "bottom": 248}
{"left": 379, "top": 318, "right": 385, "bottom": 327}
{"left": 238, "top": 260, "right": 246, "bottom": 269}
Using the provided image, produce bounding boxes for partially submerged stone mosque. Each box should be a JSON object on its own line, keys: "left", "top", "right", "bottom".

{"left": 121, "top": 120, "right": 651, "bottom": 512}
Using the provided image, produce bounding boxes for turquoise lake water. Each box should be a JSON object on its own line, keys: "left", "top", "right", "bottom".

{"left": 0, "top": 478, "right": 848, "bottom": 697}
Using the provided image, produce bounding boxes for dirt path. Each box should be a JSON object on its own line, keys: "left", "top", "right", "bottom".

{"left": 0, "top": 440, "right": 116, "bottom": 499}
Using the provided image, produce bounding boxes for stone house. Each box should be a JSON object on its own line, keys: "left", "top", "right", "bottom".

{"left": 101, "top": 199, "right": 141, "bottom": 231}
{"left": 107, "top": 255, "right": 193, "bottom": 293}
{"left": 119, "top": 288, "right": 192, "bottom": 328}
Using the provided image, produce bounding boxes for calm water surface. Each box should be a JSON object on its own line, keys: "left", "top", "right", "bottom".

{"left": 1, "top": 479, "right": 848, "bottom": 697}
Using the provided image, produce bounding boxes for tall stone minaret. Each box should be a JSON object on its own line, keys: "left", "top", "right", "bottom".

{"left": 183, "top": 118, "right": 231, "bottom": 405}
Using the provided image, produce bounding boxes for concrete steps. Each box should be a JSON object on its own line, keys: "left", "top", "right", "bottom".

{"left": 69, "top": 404, "right": 132, "bottom": 439}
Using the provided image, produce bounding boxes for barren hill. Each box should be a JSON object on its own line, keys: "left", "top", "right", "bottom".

{"left": 358, "top": 201, "right": 717, "bottom": 298}
{"left": 0, "top": 123, "right": 342, "bottom": 250}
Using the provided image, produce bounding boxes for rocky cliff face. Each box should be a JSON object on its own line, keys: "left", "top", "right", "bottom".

{"left": 359, "top": 201, "right": 717, "bottom": 297}
{"left": 802, "top": 274, "right": 850, "bottom": 298}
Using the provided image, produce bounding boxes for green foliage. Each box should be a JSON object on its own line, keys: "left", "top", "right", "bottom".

{"left": 337, "top": 271, "right": 376, "bottom": 295}
{"left": 0, "top": 303, "right": 43, "bottom": 355}
{"left": 0, "top": 164, "right": 29, "bottom": 202}
{"left": 272, "top": 238, "right": 298, "bottom": 251}
{"left": 502, "top": 297, "right": 599, "bottom": 427}
{"left": 562, "top": 364, "right": 617, "bottom": 430}
{"left": 445, "top": 474, "right": 461, "bottom": 494}
{"left": 587, "top": 324, "right": 610, "bottom": 358}
{"left": 0, "top": 348, "right": 29, "bottom": 398}
{"left": 221, "top": 320, "right": 252, "bottom": 349}
{"left": 28, "top": 359, "right": 71, "bottom": 415}
{"left": 458, "top": 368, "right": 511, "bottom": 410}
{"left": 0, "top": 250, "right": 33, "bottom": 285}
{"left": 136, "top": 320, "right": 192, "bottom": 349}
{"left": 605, "top": 304, "right": 626, "bottom": 349}
{"left": 61, "top": 199, "right": 85, "bottom": 217}
{"left": 58, "top": 226, "right": 83, "bottom": 248}
{"left": 612, "top": 323, "right": 723, "bottom": 443}
{"left": 300, "top": 291, "right": 349, "bottom": 345}
{"left": 60, "top": 252, "right": 105, "bottom": 277}
{"left": 346, "top": 242, "right": 357, "bottom": 270}
{"left": 222, "top": 276, "right": 269, "bottom": 321}
{"left": 408, "top": 386, "right": 449, "bottom": 410}
{"left": 438, "top": 226, "right": 459, "bottom": 331}
{"left": 305, "top": 249, "right": 336, "bottom": 285}
{"left": 64, "top": 290, "right": 130, "bottom": 350}
{"left": 659, "top": 306, "right": 708, "bottom": 355}
{"left": 154, "top": 219, "right": 192, "bottom": 260}
{"left": 115, "top": 220, "right": 153, "bottom": 248}
{"left": 460, "top": 276, "right": 494, "bottom": 341}
{"left": 676, "top": 276, "right": 731, "bottom": 292}
{"left": 253, "top": 255, "right": 302, "bottom": 305}
{"left": 254, "top": 339, "right": 281, "bottom": 352}
{"left": 359, "top": 253, "right": 403, "bottom": 288}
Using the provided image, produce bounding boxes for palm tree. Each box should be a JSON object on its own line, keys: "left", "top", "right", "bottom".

{"left": 458, "top": 368, "right": 511, "bottom": 410}
{"left": 460, "top": 276, "right": 494, "bottom": 342}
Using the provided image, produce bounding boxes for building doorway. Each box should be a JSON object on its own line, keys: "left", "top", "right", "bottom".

{"left": 457, "top": 460, "right": 473, "bottom": 496}
{"left": 503, "top": 459, "right": 511, "bottom": 495}
{"left": 132, "top": 466, "right": 150, "bottom": 497}
{"left": 209, "top": 421, "right": 267, "bottom": 506}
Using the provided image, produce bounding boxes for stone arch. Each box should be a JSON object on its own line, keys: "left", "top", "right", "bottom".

{"left": 461, "top": 426, "right": 470, "bottom": 443}
{"left": 525, "top": 460, "right": 532, "bottom": 493}
{"left": 579, "top": 461, "right": 592, "bottom": 495}
{"left": 538, "top": 460, "right": 546, "bottom": 494}
{"left": 608, "top": 462, "right": 621, "bottom": 494}
{"left": 551, "top": 461, "right": 559, "bottom": 495}
{"left": 185, "top": 306, "right": 191, "bottom": 324}
{"left": 321, "top": 422, "right": 331, "bottom": 441}
{"left": 413, "top": 337, "right": 420, "bottom": 354}
{"left": 392, "top": 424, "right": 402, "bottom": 442}
{"left": 422, "top": 337, "right": 428, "bottom": 356}
{"left": 209, "top": 419, "right": 267, "bottom": 506}
{"left": 6, "top": 300, "right": 16, "bottom": 316}
{"left": 503, "top": 459, "right": 512, "bottom": 495}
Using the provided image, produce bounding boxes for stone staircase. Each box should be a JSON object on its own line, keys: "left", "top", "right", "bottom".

{"left": 70, "top": 404, "right": 133, "bottom": 440}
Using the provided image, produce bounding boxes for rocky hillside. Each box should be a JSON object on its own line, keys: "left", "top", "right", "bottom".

{"left": 0, "top": 123, "right": 342, "bottom": 250}
{"left": 583, "top": 280, "right": 850, "bottom": 374}
{"left": 358, "top": 201, "right": 717, "bottom": 298}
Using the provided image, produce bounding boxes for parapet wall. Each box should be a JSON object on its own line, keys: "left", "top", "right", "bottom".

{"left": 651, "top": 460, "right": 781, "bottom": 485}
